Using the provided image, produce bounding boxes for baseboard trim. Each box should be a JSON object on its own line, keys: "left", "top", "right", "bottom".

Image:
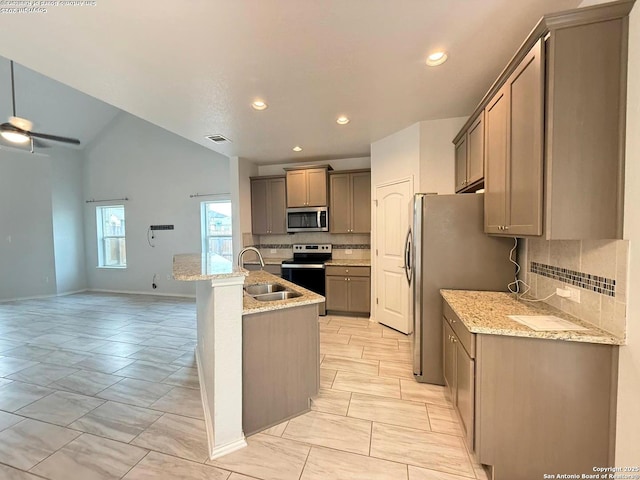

{"left": 196, "top": 347, "right": 247, "bottom": 460}
{"left": 88, "top": 289, "right": 195, "bottom": 299}
{"left": 0, "top": 288, "right": 89, "bottom": 303}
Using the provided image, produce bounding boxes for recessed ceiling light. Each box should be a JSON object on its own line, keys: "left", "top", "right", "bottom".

{"left": 426, "top": 51, "right": 448, "bottom": 67}
{"left": 251, "top": 100, "right": 268, "bottom": 111}
{"left": 336, "top": 116, "right": 350, "bottom": 125}
{"left": 292, "top": 146, "right": 303, "bottom": 152}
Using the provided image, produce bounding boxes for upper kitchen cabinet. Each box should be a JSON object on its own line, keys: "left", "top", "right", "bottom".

{"left": 485, "top": 39, "right": 544, "bottom": 236}
{"left": 456, "top": 0, "right": 633, "bottom": 239}
{"left": 250, "top": 176, "right": 286, "bottom": 235}
{"left": 454, "top": 112, "right": 485, "bottom": 193}
{"left": 285, "top": 165, "right": 331, "bottom": 207}
{"left": 329, "top": 170, "right": 371, "bottom": 233}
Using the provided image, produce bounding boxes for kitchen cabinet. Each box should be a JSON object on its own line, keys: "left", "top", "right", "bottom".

{"left": 285, "top": 166, "right": 330, "bottom": 207}
{"left": 455, "top": 1, "right": 632, "bottom": 239}
{"left": 484, "top": 39, "right": 544, "bottom": 236}
{"left": 442, "top": 295, "right": 618, "bottom": 480}
{"left": 325, "top": 266, "right": 370, "bottom": 314}
{"left": 329, "top": 170, "right": 371, "bottom": 233}
{"left": 243, "top": 303, "right": 319, "bottom": 435}
{"left": 442, "top": 314, "right": 475, "bottom": 451}
{"left": 250, "top": 176, "right": 286, "bottom": 235}
{"left": 454, "top": 113, "right": 484, "bottom": 193}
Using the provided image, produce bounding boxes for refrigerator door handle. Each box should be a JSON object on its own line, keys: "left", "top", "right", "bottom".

{"left": 403, "top": 228, "right": 413, "bottom": 284}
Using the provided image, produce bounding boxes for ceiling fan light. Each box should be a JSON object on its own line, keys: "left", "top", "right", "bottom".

{"left": 1, "top": 130, "right": 30, "bottom": 144}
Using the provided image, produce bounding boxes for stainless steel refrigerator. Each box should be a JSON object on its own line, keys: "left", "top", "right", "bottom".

{"left": 406, "top": 193, "right": 515, "bottom": 385}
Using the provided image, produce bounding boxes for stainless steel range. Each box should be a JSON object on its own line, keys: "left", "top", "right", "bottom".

{"left": 281, "top": 244, "right": 332, "bottom": 316}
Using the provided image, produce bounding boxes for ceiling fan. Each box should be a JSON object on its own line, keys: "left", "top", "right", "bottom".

{"left": 0, "top": 60, "right": 81, "bottom": 151}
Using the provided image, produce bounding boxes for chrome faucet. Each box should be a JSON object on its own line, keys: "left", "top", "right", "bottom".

{"left": 237, "top": 247, "right": 265, "bottom": 269}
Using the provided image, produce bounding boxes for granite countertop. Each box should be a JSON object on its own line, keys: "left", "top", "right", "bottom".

{"left": 440, "top": 289, "right": 624, "bottom": 346}
{"left": 243, "top": 270, "right": 324, "bottom": 315}
{"left": 324, "top": 259, "right": 371, "bottom": 267}
{"left": 172, "top": 253, "right": 248, "bottom": 281}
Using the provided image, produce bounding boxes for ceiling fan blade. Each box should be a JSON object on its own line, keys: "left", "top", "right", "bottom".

{"left": 28, "top": 131, "right": 81, "bottom": 145}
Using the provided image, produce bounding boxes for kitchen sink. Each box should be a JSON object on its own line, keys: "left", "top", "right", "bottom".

{"left": 244, "top": 283, "right": 286, "bottom": 295}
{"left": 252, "top": 291, "right": 302, "bottom": 302}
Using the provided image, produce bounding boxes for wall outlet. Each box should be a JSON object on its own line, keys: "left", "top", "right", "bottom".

{"left": 5, "top": 235, "right": 11, "bottom": 243}
{"left": 166, "top": 274, "right": 171, "bottom": 280}
{"left": 270, "top": 249, "right": 277, "bottom": 254}
{"left": 556, "top": 287, "right": 571, "bottom": 298}
{"left": 345, "top": 249, "right": 353, "bottom": 255}
{"left": 565, "top": 286, "right": 581, "bottom": 303}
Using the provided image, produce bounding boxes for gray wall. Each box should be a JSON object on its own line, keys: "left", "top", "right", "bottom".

{"left": 83, "top": 112, "right": 230, "bottom": 296}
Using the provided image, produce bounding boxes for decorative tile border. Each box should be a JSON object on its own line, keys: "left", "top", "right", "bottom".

{"left": 257, "top": 244, "right": 370, "bottom": 250}
{"left": 332, "top": 244, "right": 370, "bottom": 250}
{"left": 530, "top": 261, "right": 616, "bottom": 297}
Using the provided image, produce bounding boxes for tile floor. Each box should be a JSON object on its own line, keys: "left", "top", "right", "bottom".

{"left": 0, "top": 292, "right": 488, "bottom": 480}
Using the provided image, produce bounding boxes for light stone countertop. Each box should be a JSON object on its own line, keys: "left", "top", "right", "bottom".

{"left": 324, "top": 259, "right": 371, "bottom": 267}
{"left": 440, "top": 289, "right": 624, "bottom": 346}
{"left": 172, "top": 253, "right": 248, "bottom": 281}
{"left": 243, "top": 270, "right": 324, "bottom": 315}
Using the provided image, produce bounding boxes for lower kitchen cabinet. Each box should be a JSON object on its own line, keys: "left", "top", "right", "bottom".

{"left": 325, "top": 266, "right": 370, "bottom": 314}
{"left": 442, "top": 298, "right": 618, "bottom": 480}
{"left": 442, "top": 316, "right": 475, "bottom": 451}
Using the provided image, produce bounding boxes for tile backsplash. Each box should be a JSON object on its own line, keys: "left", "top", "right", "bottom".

{"left": 242, "top": 232, "right": 371, "bottom": 260}
{"left": 522, "top": 238, "right": 629, "bottom": 338}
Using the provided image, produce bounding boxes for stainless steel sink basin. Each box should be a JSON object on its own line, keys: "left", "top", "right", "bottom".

{"left": 244, "top": 283, "right": 286, "bottom": 295}
{"left": 252, "top": 291, "right": 302, "bottom": 302}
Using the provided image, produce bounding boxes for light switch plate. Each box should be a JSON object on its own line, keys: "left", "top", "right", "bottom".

{"left": 565, "top": 286, "right": 581, "bottom": 303}
{"left": 270, "top": 249, "right": 277, "bottom": 254}
{"left": 345, "top": 249, "right": 353, "bottom": 255}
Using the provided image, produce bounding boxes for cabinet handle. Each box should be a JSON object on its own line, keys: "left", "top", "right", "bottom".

{"left": 504, "top": 226, "right": 509, "bottom": 230}
{"left": 452, "top": 337, "right": 457, "bottom": 343}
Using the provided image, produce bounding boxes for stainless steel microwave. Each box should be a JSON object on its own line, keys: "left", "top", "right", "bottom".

{"left": 286, "top": 207, "right": 329, "bottom": 233}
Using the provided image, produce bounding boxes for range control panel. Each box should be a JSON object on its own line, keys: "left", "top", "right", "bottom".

{"left": 292, "top": 244, "right": 332, "bottom": 253}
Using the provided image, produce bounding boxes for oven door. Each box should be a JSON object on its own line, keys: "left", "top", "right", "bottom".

{"left": 281, "top": 264, "right": 326, "bottom": 315}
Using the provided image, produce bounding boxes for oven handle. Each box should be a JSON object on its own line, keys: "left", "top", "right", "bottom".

{"left": 281, "top": 264, "right": 326, "bottom": 269}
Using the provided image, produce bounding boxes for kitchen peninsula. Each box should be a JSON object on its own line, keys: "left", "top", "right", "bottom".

{"left": 173, "top": 253, "right": 323, "bottom": 459}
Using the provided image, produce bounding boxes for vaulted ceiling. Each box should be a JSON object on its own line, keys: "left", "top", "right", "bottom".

{"left": 0, "top": 0, "right": 581, "bottom": 163}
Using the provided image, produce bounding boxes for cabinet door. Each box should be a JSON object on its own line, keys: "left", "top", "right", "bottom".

{"left": 456, "top": 342, "right": 475, "bottom": 451}
{"left": 286, "top": 170, "right": 308, "bottom": 207}
{"left": 351, "top": 172, "right": 371, "bottom": 233}
{"left": 269, "top": 178, "right": 287, "bottom": 234}
{"left": 325, "top": 276, "right": 348, "bottom": 311}
{"left": 329, "top": 174, "right": 351, "bottom": 233}
{"left": 306, "top": 168, "right": 328, "bottom": 206}
{"left": 506, "top": 38, "right": 544, "bottom": 236}
{"left": 348, "top": 276, "right": 370, "bottom": 313}
{"left": 454, "top": 136, "right": 468, "bottom": 193}
{"left": 467, "top": 112, "right": 485, "bottom": 186}
{"left": 443, "top": 320, "right": 456, "bottom": 402}
{"left": 250, "top": 179, "right": 269, "bottom": 235}
{"left": 484, "top": 86, "right": 509, "bottom": 234}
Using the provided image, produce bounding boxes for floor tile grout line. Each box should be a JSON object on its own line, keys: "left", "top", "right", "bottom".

{"left": 0, "top": 460, "right": 50, "bottom": 479}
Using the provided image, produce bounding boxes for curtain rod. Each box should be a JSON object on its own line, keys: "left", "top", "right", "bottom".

{"left": 190, "top": 193, "right": 223, "bottom": 198}
{"left": 85, "top": 197, "right": 129, "bottom": 204}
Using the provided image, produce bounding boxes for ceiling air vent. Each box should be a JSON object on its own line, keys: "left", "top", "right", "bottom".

{"left": 205, "top": 134, "right": 231, "bottom": 144}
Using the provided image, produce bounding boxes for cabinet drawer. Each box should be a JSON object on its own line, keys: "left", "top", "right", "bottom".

{"left": 325, "top": 266, "right": 370, "bottom": 277}
{"left": 443, "top": 300, "right": 475, "bottom": 358}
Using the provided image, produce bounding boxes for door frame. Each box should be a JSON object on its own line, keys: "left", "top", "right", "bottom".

{"left": 372, "top": 175, "right": 414, "bottom": 324}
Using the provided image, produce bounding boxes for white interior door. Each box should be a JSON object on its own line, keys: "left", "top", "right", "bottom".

{"left": 375, "top": 179, "right": 412, "bottom": 333}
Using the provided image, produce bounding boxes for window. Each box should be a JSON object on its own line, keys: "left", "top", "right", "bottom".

{"left": 96, "top": 205, "right": 126, "bottom": 268}
{"left": 201, "top": 200, "right": 233, "bottom": 268}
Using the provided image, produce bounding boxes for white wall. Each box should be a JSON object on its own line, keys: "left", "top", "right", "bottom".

{"left": 51, "top": 147, "right": 87, "bottom": 294}
{"left": 617, "top": 0, "right": 640, "bottom": 465}
{"left": 257, "top": 157, "right": 370, "bottom": 177}
{"left": 229, "top": 157, "right": 258, "bottom": 261}
{"left": 371, "top": 123, "right": 421, "bottom": 191}
{"left": 419, "top": 117, "right": 467, "bottom": 194}
{"left": 83, "top": 112, "right": 230, "bottom": 296}
{"left": 0, "top": 149, "right": 57, "bottom": 300}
